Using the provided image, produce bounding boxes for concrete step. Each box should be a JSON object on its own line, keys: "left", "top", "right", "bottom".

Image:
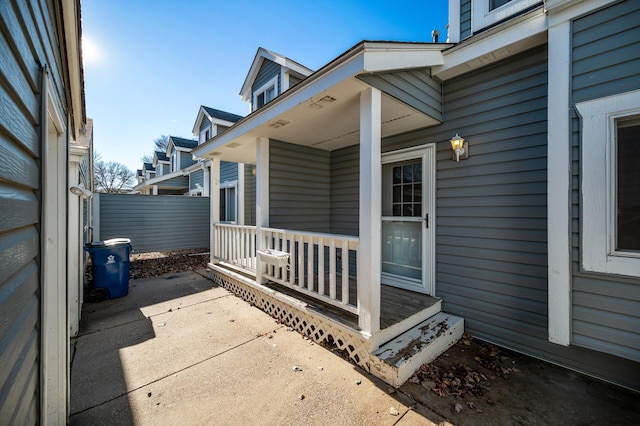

{"left": 369, "top": 312, "right": 464, "bottom": 387}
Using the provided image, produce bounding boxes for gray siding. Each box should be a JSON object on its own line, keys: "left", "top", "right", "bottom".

{"left": 357, "top": 69, "right": 443, "bottom": 121}
{"left": 330, "top": 145, "right": 359, "bottom": 236}
{"left": 270, "top": 140, "right": 331, "bottom": 232}
{"left": 460, "top": 0, "right": 472, "bottom": 39}
{"left": 373, "top": 44, "right": 638, "bottom": 389}
{"left": 570, "top": 0, "right": 640, "bottom": 363}
{"left": 160, "top": 175, "right": 189, "bottom": 189}
{"left": 98, "top": 194, "right": 210, "bottom": 253}
{"left": 252, "top": 59, "right": 281, "bottom": 107}
{"left": 220, "top": 161, "right": 238, "bottom": 183}
{"left": 0, "top": 0, "right": 69, "bottom": 421}
{"left": 190, "top": 169, "right": 204, "bottom": 191}
{"left": 199, "top": 118, "right": 210, "bottom": 133}
{"left": 180, "top": 151, "right": 196, "bottom": 169}
{"left": 217, "top": 125, "right": 229, "bottom": 135}
{"left": 244, "top": 165, "right": 256, "bottom": 226}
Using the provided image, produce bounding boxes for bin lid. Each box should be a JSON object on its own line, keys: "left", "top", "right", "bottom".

{"left": 86, "top": 238, "right": 131, "bottom": 248}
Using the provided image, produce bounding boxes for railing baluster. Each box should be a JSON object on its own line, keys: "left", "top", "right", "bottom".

{"left": 329, "top": 239, "right": 336, "bottom": 301}
{"left": 318, "top": 237, "right": 324, "bottom": 297}
{"left": 341, "top": 239, "right": 349, "bottom": 305}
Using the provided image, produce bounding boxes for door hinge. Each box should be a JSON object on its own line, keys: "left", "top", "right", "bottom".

{"left": 425, "top": 214, "right": 429, "bottom": 228}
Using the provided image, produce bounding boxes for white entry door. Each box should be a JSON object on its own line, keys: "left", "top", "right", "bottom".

{"left": 381, "top": 145, "right": 435, "bottom": 295}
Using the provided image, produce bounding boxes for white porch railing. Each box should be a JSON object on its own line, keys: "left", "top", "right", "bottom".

{"left": 213, "top": 224, "right": 359, "bottom": 315}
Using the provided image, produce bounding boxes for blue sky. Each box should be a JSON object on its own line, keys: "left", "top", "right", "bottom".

{"left": 82, "top": 0, "right": 449, "bottom": 173}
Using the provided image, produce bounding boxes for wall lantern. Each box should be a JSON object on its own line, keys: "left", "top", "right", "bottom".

{"left": 450, "top": 134, "right": 468, "bottom": 162}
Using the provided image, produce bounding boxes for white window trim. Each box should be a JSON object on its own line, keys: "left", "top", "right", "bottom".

{"left": 252, "top": 75, "right": 278, "bottom": 111}
{"left": 472, "top": 0, "right": 541, "bottom": 33}
{"left": 577, "top": 89, "right": 640, "bottom": 277}
{"left": 220, "top": 180, "right": 238, "bottom": 223}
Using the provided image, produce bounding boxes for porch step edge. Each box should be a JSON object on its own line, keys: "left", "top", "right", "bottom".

{"left": 369, "top": 312, "right": 464, "bottom": 387}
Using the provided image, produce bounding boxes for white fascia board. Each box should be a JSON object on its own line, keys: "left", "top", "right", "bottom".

{"left": 547, "top": 0, "right": 616, "bottom": 26}
{"left": 133, "top": 169, "right": 186, "bottom": 189}
{"left": 62, "top": 0, "right": 84, "bottom": 141}
{"left": 194, "top": 49, "right": 367, "bottom": 159}
{"left": 362, "top": 44, "right": 448, "bottom": 72}
{"left": 433, "top": 10, "right": 547, "bottom": 80}
{"left": 191, "top": 107, "right": 210, "bottom": 135}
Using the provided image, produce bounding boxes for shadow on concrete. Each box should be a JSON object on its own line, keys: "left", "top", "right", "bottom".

{"left": 69, "top": 271, "right": 215, "bottom": 425}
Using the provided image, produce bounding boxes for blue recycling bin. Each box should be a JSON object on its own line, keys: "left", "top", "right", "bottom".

{"left": 85, "top": 238, "right": 132, "bottom": 299}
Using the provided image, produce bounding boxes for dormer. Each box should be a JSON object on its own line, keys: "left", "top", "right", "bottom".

{"left": 136, "top": 169, "right": 144, "bottom": 184}
{"left": 450, "top": 0, "right": 543, "bottom": 42}
{"left": 143, "top": 162, "right": 156, "bottom": 180}
{"left": 166, "top": 136, "right": 198, "bottom": 172}
{"left": 152, "top": 151, "right": 170, "bottom": 177}
{"left": 239, "top": 47, "right": 313, "bottom": 113}
{"left": 192, "top": 106, "right": 244, "bottom": 145}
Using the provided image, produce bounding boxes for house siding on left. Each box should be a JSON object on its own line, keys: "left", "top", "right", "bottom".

{"left": 0, "top": 0, "right": 69, "bottom": 421}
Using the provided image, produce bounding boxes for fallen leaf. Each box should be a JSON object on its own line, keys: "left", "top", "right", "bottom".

{"left": 455, "top": 402, "right": 463, "bottom": 413}
{"left": 389, "top": 407, "right": 400, "bottom": 416}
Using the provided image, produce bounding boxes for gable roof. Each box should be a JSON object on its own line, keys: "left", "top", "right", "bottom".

{"left": 239, "top": 47, "right": 314, "bottom": 102}
{"left": 203, "top": 106, "right": 243, "bottom": 123}
{"left": 143, "top": 162, "right": 155, "bottom": 171}
{"left": 191, "top": 105, "right": 244, "bottom": 136}
{"left": 169, "top": 136, "right": 198, "bottom": 150}
{"left": 154, "top": 150, "right": 169, "bottom": 162}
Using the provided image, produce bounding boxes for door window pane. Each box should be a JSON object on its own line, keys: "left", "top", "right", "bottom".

{"left": 387, "top": 161, "right": 422, "bottom": 217}
{"left": 382, "top": 222, "right": 422, "bottom": 280}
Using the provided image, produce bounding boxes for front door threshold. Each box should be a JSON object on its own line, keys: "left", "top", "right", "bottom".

{"left": 369, "top": 312, "right": 464, "bottom": 387}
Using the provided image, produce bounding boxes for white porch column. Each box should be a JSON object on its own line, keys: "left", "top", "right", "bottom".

{"left": 210, "top": 157, "right": 220, "bottom": 264}
{"left": 237, "top": 163, "right": 245, "bottom": 225}
{"left": 203, "top": 161, "right": 210, "bottom": 196}
{"left": 256, "top": 137, "right": 270, "bottom": 284}
{"left": 152, "top": 185, "right": 158, "bottom": 195}
{"left": 358, "top": 87, "right": 382, "bottom": 335}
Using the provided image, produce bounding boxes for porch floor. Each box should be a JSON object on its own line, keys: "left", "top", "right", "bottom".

{"left": 265, "top": 277, "right": 439, "bottom": 332}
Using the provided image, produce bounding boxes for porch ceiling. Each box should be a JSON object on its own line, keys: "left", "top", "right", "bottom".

{"left": 201, "top": 77, "right": 440, "bottom": 164}
{"left": 194, "top": 42, "right": 448, "bottom": 164}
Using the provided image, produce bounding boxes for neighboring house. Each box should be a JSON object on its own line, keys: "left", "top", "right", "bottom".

{"left": 193, "top": 0, "right": 640, "bottom": 390}
{"left": 0, "top": 0, "right": 87, "bottom": 423}
{"left": 132, "top": 108, "right": 246, "bottom": 217}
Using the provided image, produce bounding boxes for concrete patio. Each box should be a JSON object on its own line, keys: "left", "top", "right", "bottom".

{"left": 70, "top": 270, "right": 639, "bottom": 426}
{"left": 69, "top": 270, "right": 436, "bottom": 425}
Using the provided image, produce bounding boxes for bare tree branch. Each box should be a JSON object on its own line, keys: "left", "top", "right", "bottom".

{"left": 94, "top": 151, "right": 135, "bottom": 193}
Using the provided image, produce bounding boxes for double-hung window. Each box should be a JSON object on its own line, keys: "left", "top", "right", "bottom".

{"left": 577, "top": 89, "right": 640, "bottom": 277}
{"left": 252, "top": 76, "right": 278, "bottom": 111}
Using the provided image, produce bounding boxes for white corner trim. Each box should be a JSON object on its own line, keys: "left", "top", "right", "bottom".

{"left": 547, "top": 21, "right": 571, "bottom": 346}
{"left": 577, "top": 89, "right": 640, "bottom": 277}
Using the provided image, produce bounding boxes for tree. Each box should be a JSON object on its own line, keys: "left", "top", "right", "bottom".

{"left": 140, "top": 134, "right": 170, "bottom": 163}
{"left": 94, "top": 152, "right": 135, "bottom": 193}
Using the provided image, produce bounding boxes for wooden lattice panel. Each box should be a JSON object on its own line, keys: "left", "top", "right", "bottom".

{"left": 205, "top": 269, "right": 371, "bottom": 370}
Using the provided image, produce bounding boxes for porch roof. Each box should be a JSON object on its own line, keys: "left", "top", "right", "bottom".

{"left": 192, "top": 41, "right": 452, "bottom": 164}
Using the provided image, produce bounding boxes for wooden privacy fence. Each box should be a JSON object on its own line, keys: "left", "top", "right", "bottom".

{"left": 94, "top": 194, "right": 210, "bottom": 253}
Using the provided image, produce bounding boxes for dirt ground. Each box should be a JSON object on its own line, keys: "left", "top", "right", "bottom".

{"left": 122, "top": 250, "right": 640, "bottom": 425}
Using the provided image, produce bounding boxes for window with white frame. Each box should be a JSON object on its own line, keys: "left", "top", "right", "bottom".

{"left": 220, "top": 181, "right": 237, "bottom": 223}
{"left": 252, "top": 76, "right": 278, "bottom": 111}
{"left": 577, "top": 89, "right": 640, "bottom": 277}
{"left": 472, "top": 0, "right": 541, "bottom": 33}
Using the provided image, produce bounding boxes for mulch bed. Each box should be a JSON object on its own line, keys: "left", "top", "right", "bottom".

{"left": 128, "top": 249, "right": 210, "bottom": 279}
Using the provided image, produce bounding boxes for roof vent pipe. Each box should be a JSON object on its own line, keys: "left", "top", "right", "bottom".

{"left": 431, "top": 29, "right": 440, "bottom": 43}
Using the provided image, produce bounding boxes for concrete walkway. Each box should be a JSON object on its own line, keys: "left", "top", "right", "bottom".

{"left": 70, "top": 271, "right": 443, "bottom": 425}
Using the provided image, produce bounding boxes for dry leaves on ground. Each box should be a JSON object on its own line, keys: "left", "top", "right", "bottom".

{"left": 128, "top": 249, "right": 210, "bottom": 279}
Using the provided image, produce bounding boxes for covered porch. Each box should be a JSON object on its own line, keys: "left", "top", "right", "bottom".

{"left": 194, "top": 42, "right": 464, "bottom": 386}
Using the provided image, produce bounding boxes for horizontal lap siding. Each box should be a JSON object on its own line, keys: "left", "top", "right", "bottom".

{"left": 244, "top": 165, "right": 256, "bottom": 226}
{"left": 189, "top": 169, "right": 204, "bottom": 191}
{"left": 270, "top": 140, "right": 330, "bottom": 232}
{"left": 220, "top": 161, "right": 238, "bottom": 183}
{"left": 99, "top": 194, "right": 210, "bottom": 253}
{"left": 460, "top": 0, "right": 472, "bottom": 40}
{"left": 0, "top": 0, "right": 70, "bottom": 420}
{"left": 180, "top": 151, "right": 196, "bottom": 169}
{"left": 571, "top": 0, "right": 640, "bottom": 363}
{"left": 330, "top": 145, "right": 359, "bottom": 236}
{"left": 253, "top": 60, "right": 280, "bottom": 96}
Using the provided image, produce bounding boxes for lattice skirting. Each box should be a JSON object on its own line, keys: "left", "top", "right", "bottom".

{"left": 205, "top": 268, "right": 371, "bottom": 371}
